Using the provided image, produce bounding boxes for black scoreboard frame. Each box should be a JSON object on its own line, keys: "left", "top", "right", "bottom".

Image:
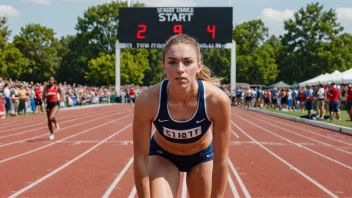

{"left": 118, "top": 7, "right": 233, "bottom": 48}
{"left": 115, "top": 7, "right": 236, "bottom": 98}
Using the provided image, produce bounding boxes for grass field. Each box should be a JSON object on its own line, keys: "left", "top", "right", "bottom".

{"left": 263, "top": 108, "right": 352, "bottom": 128}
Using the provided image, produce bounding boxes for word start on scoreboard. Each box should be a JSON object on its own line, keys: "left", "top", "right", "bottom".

{"left": 118, "top": 7, "right": 233, "bottom": 49}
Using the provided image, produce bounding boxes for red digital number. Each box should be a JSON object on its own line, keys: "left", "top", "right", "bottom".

{"left": 174, "top": 24, "right": 183, "bottom": 35}
{"left": 207, "top": 25, "right": 216, "bottom": 39}
{"left": 137, "top": 24, "right": 146, "bottom": 39}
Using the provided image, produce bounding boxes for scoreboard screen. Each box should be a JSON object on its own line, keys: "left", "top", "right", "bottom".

{"left": 118, "top": 7, "right": 233, "bottom": 48}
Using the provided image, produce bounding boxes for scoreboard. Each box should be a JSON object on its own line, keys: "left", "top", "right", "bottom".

{"left": 118, "top": 7, "right": 233, "bottom": 48}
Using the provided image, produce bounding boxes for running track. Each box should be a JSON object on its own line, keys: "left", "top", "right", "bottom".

{"left": 0, "top": 104, "right": 351, "bottom": 198}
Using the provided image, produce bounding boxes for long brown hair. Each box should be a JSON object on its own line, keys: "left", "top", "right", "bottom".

{"left": 162, "top": 34, "right": 223, "bottom": 84}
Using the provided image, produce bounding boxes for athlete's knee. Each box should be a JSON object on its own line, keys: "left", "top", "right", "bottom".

{"left": 49, "top": 116, "right": 56, "bottom": 122}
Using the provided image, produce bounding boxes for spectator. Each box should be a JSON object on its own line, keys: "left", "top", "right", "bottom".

{"left": 345, "top": 84, "right": 352, "bottom": 121}
{"left": 328, "top": 82, "right": 340, "bottom": 120}
{"left": 287, "top": 88, "right": 293, "bottom": 110}
{"left": 305, "top": 85, "right": 313, "bottom": 118}
{"left": 316, "top": 84, "right": 325, "bottom": 119}
{"left": 18, "top": 84, "right": 27, "bottom": 116}
{"left": 3, "top": 83, "right": 14, "bottom": 116}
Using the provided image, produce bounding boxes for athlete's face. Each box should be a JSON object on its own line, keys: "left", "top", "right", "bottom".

{"left": 163, "top": 43, "right": 202, "bottom": 87}
{"left": 49, "top": 77, "right": 54, "bottom": 85}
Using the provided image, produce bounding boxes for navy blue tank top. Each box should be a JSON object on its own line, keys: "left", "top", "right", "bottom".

{"left": 152, "top": 80, "right": 212, "bottom": 144}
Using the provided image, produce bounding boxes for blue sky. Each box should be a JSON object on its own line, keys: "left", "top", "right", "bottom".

{"left": 1, "top": 0, "right": 352, "bottom": 40}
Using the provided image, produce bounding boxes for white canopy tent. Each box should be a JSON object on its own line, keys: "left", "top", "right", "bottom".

{"left": 299, "top": 74, "right": 325, "bottom": 86}
{"left": 319, "top": 70, "right": 342, "bottom": 84}
{"left": 298, "top": 69, "right": 352, "bottom": 86}
{"left": 337, "top": 68, "right": 352, "bottom": 84}
{"left": 299, "top": 73, "right": 332, "bottom": 86}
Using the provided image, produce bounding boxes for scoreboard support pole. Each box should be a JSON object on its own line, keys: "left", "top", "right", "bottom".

{"left": 229, "top": 40, "right": 236, "bottom": 98}
{"left": 115, "top": 40, "right": 236, "bottom": 99}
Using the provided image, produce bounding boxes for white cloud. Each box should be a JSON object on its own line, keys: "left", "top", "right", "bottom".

{"left": 336, "top": 8, "right": 352, "bottom": 20}
{"left": 20, "top": 0, "right": 51, "bottom": 5}
{"left": 336, "top": 8, "right": 352, "bottom": 34}
{"left": 139, "top": 0, "right": 196, "bottom": 7}
{"left": 261, "top": 8, "right": 295, "bottom": 22}
{"left": 0, "top": 5, "right": 20, "bottom": 17}
{"left": 259, "top": 8, "right": 295, "bottom": 36}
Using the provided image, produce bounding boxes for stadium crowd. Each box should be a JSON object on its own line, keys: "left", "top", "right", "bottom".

{"left": 1, "top": 75, "right": 351, "bottom": 121}
{"left": 0, "top": 76, "right": 148, "bottom": 116}
{"left": 232, "top": 82, "right": 352, "bottom": 121}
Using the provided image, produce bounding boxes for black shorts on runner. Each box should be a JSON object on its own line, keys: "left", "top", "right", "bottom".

{"left": 35, "top": 99, "right": 43, "bottom": 106}
{"left": 46, "top": 101, "right": 59, "bottom": 109}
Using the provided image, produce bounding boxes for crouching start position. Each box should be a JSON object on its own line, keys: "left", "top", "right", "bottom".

{"left": 133, "top": 34, "right": 231, "bottom": 198}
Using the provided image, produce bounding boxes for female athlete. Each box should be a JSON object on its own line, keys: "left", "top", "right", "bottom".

{"left": 42, "top": 76, "right": 64, "bottom": 140}
{"left": 133, "top": 34, "right": 231, "bottom": 198}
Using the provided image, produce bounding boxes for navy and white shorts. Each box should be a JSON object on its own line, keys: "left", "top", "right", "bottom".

{"left": 149, "top": 135, "right": 213, "bottom": 172}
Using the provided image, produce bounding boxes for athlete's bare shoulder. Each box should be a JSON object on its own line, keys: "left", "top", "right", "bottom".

{"left": 202, "top": 81, "right": 231, "bottom": 120}
{"left": 134, "top": 82, "right": 162, "bottom": 121}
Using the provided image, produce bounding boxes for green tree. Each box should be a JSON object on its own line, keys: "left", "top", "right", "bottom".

{"left": 0, "top": 16, "right": 11, "bottom": 49}
{"left": 279, "top": 2, "right": 344, "bottom": 83}
{"left": 120, "top": 49, "right": 150, "bottom": 85}
{"left": 56, "top": 35, "right": 78, "bottom": 84}
{"left": 143, "top": 49, "right": 163, "bottom": 85}
{"left": 85, "top": 53, "right": 116, "bottom": 86}
{"left": 252, "top": 44, "right": 279, "bottom": 84}
{"left": 13, "top": 24, "right": 61, "bottom": 82}
{"left": 0, "top": 44, "right": 29, "bottom": 80}
{"left": 319, "top": 33, "right": 352, "bottom": 73}
{"left": 202, "top": 49, "right": 231, "bottom": 83}
{"left": 232, "top": 19, "right": 278, "bottom": 84}
{"left": 85, "top": 49, "right": 150, "bottom": 86}
{"left": 66, "top": 1, "right": 146, "bottom": 85}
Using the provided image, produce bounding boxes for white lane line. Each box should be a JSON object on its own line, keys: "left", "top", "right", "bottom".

{"left": 228, "top": 159, "right": 250, "bottom": 198}
{"left": 0, "top": 109, "right": 111, "bottom": 133}
{"left": 233, "top": 113, "right": 352, "bottom": 171}
{"left": 230, "top": 119, "right": 338, "bottom": 198}
{"left": 181, "top": 172, "right": 187, "bottom": 198}
{"left": 102, "top": 156, "right": 134, "bottom": 198}
{"left": 0, "top": 112, "right": 129, "bottom": 148}
{"left": 231, "top": 128, "right": 240, "bottom": 139}
{"left": 245, "top": 113, "right": 352, "bottom": 147}
{"left": 0, "top": 114, "right": 132, "bottom": 164}
{"left": 8, "top": 123, "right": 132, "bottom": 198}
{"left": 0, "top": 110, "right": 123, "bottom": 139}
{"left": 227, "top": 170, "right": 240, "bottom": 198}
{"left": 251, "top": 116, "right": 352, "bottom": 155}
{"left": 127, "top": 186, "right": 136, "bottom": 198}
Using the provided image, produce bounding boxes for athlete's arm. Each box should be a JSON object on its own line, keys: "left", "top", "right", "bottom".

{"left": 133, "top": 90, "right": 155, "bottom": 198}
{"left": 58, "top": 86, "right": 64, "bottom": 103}
{"left": 42, "top": 86, "right": 46, "bottom": 102}
{"left": 207, "top": 85, "right": 231, "bottom": 198}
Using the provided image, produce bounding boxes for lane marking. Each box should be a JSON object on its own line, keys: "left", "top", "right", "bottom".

{"left": 0, "top": 114, "right": 132, "bottom": 164}
{"left": 0, "top": 109, "right": 114, "bottom": 133}
{"left": 239, "top": 109, "right": 352, "bottom": 147}
{"left": 227, "top": 171, "right": 240, "bottom": 198}
{"left": 233, "top": 113, "right": 352, "bottom": 171}
{"left": 228, "top": 159, "right": 250, "bottom": 198}
{"left": 181, "top": 172, "right": 187, "bottom": 198}
{"left": 231, "top": 128, "right": 240, "bottom": 139}
{"left": 0, "top": 110, "right": 126, "bottom": 139}
{"left": 250, "top": 116, "right": 352, "bottom": 156}
{"left": 127, "top": 186, "right": 136, "bottom": 198}
{"left": 230, "top": 118, "right": 338, "bottom": 198}
{"left": 102, "top": 156, "right": 134, "bottom": 198}
{"left": 0, "top": 112, "right": 129, "bottom": 148}
{"left": 8, "top": 123, "right": 132, "bottom": 198}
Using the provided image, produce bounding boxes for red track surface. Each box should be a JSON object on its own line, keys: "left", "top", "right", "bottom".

{"left": 0, "top": 105, "right": 351, "bottom": 198}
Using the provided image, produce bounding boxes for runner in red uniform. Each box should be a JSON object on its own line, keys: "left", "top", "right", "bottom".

{"left": 42, "top": 76, "right": 64, "bottom": 140}
{"left": 346, "top": 84, "right": 352, "bottom": 121}
{"left": 129, "top": 87, "right": 135, "bottom": 107}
